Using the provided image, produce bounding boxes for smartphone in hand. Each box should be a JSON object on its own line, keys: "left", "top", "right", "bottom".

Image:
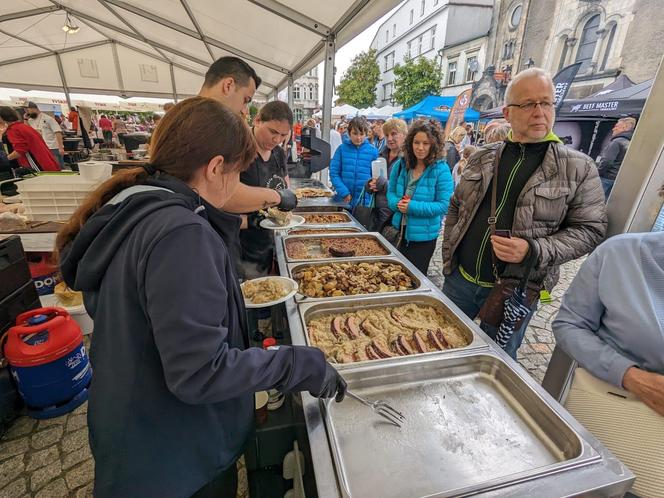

{"left": 494, "top": 229, "right": 512, "bottom": 238}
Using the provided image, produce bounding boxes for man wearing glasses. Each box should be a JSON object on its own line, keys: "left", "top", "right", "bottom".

{"left": 442, "top": 67, "right": 607, "bottom": 358}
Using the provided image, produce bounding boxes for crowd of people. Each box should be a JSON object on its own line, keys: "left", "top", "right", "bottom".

{"left": 26, "top": 53, "right": 659, "bottom": 498}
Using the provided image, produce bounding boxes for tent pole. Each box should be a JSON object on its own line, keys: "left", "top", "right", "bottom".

{"left": 320, "top": 35, "right": 335, "bottom": 184}
{"left": 588, "top": 120, "right": 600, "bottom": 155}
{"left": 55, "top": 53, "right": 72, "bottom": 110}
{"left": 169, "top": 64, "right": 178, "bottom": 103}
{"left": 287, "top": 74, "right": 294, "bottom": 109}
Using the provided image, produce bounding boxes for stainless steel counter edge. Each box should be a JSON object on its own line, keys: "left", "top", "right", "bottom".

{"left": 274, "top": 225, "right": 634, "bottom": 497}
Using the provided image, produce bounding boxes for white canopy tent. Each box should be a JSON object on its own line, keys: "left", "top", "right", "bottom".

{"left": 0, "top": 0, "right": 401, "bottom": 140}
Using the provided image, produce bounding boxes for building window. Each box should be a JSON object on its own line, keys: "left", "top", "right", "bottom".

{"left": 385, "top": 30, "right": 389, "bottom": 43}
{"left": 407, "top": 41, "right": 412, "bottom": 58}
{"left": 392, "top": 24, "right": 396, "bottom": 38}
{"left": 557, "top": 36, "right": 569, "bottom": 71}
{"left": 384, "top": 51, "right": 395, "bottom": 72}
{"left": 600, "top": 23, "right": 617, "bottom": 71}
{"left": 409, "top": 9, "right": 414, "bottom": 24}
{"left": 503, "top": 40, "right": 515, "bottom": 60}
{"left": 294, "top": 108, "right": 304, "bottom": 122}
{"left": 314, "top": 84, "right": 318, "bottom": 101}
{"left": 418, "top": 35, "right": 423, "bottom": 55}
{"left": 407, "top": 27, "right": 436, "bottom": 58}
{"left": 510, "top": 4, "right": 522, "bottom": 29}
{"left": 447, "top": 61, "right": 457, "bottom": 86}
{"left": 430, "top": 25, "right": 436, "bottom": 50}
{"left": 466, "top": 56, "right": 478, "bottom": 81}
{"left": 575, "top": 14, "right": 601, "bottom": 72}
{"left": 434, "top": 0, "right": 438, "bottom": 5}
{"left": 309, "top": 85, "right": 315, "bottom": 100}
{"left": 383, "top": 82, "right": 393, "bottom": 101}
{"left": 293, "top": 86, "right": 300, "bottom": 100}
{"left": 421, "top": 0, "right": 425, "bottom": 16}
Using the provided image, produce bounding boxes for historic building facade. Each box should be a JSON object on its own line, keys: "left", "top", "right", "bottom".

{"left": 472, "top": 0, "right": 664, "bottom": 108}
{"left": 292, "top": 67, "right": 319, "bottom": 123}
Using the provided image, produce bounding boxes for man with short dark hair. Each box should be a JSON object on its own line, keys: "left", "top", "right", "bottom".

{"left": 597, "top": 117, "right": 636, "bottom": 198}
{"left": 198, "top": 56, "right": 296, "bottom": 216}
{"left": 442, "top": 68, "right": 607, "bottom": 358}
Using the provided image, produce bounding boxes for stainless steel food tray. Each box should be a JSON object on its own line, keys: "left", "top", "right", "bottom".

{"left": 300, "top": 210, "right": 353, "bottom": 225}
{"left": 282, "top": 232, "right": 396, "bottom": 262}
{"left": 288, "top": 257, "right": 430, "bottom": 303}
{"left": 323, "top": 352, "right": 600, "bottom": 498}
{"left": 295, "top": 292, "right": 486, "bottom": 367}
{"left": 287, "top": 226, "right": 363, "bottom": 236}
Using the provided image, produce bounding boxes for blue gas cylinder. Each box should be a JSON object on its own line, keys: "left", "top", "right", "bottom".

{"left": 3, "top": 307, "right": 92, "bottom": 419}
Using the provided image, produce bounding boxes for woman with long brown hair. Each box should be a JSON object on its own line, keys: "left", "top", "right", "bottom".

{"left": 57, "top": 97, "right": 345, "bottom": 498}
{"left": 386, "top": 119, "right": 454, "bottom": 273}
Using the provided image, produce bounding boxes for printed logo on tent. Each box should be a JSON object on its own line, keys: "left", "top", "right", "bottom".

{"left": 433, "top": 105, "right": 451, "bottom": 112}
{"left": 569, "top": 101, "right": 620, "bottom": 113}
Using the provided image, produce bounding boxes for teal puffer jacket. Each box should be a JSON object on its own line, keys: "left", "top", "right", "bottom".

{"left": 387, "top": 158, "right": 454, "bottom": 242}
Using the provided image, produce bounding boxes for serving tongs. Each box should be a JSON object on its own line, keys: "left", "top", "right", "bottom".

{"left": 346, "top": 390, "right": 405, "bottom": 428}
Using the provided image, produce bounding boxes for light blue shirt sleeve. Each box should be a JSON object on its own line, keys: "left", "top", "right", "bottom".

{"left": 552, "top": 250, "right": 638, "bottom": 388}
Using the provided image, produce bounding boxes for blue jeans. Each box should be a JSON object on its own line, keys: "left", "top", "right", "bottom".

{"left": 442, "top": 269, "right": 537, "bottom": 359}
{"left": 601, "top": 177, "right": 614, "bottom": 199}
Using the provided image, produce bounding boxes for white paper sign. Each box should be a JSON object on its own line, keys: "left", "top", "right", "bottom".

{"left": 371, "top": 157, "right": 387, "bottom": 178}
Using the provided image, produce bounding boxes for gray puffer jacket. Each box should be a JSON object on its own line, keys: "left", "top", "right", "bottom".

{"left": 442, "top": 141, "right": 607, "bottom": 291}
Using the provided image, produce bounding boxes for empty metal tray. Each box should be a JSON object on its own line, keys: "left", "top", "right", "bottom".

{"left": 323, "top": 353, "right": 599, "bottom": 498}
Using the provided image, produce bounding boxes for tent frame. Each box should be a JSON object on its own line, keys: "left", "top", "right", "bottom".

{"left": 0, "top": 0, "right": 389, "bottom": 136}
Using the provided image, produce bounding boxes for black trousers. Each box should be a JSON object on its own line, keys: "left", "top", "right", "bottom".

{"left": 191, "top": 463, "right": 238, "bottom": 498}
{"left": 398, "top": 239, "right": 437, "bottom": 275}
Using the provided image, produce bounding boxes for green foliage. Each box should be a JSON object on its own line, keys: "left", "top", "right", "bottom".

{"left": 393, "top": 56, "right": 444, "bottom": 108}
{"left": 248, "top": 103, "right": 259, "bottom": 124}
{"left": 336, "top": 49, "right": 380, "bottom": 108}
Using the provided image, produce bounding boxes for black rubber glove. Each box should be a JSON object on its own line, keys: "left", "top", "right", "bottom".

{"left": 247, "top": 212, "right": 264, "bottom": 230}
{"left": 311, "top": 363, "right": 347, "bottom": 402}
{"left": 276, "top": 189, "right": 298, "bottom": 211}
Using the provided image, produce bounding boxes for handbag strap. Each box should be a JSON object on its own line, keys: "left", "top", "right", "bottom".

{"left": 488, "top": 144, "right": 539, "bottom": 291}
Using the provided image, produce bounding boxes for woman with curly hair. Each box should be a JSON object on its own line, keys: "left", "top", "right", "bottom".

{"left": 386, "top": 119, "right": 454, "bottom": 273}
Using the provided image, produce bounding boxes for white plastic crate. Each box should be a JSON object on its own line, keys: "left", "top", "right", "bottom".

{"left": 17, "top": 174, "right": 101, "bottom": 221}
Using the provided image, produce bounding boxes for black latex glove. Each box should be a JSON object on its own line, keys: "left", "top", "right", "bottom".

{"left": 311, "top": 363, "right": 347, "bottom": 402}
{"left": 276, "top": 189, "right": 298, "bottom": 211}
{"left": 248, "top": 212, "right": 264, "bottom": 230}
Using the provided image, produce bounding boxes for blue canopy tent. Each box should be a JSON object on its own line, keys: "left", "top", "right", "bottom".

{"left": 393, "top": 95, "right": 480, "bottom": 123}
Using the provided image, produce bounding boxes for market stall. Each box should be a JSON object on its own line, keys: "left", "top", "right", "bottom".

{"left": 255, "top": 208, "right": 634, "bottom": 497}
{"left": 394, "top": 95, "right": 480, "bottom": 125}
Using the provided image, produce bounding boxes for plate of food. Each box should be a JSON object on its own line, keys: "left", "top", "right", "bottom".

{"left": 259, "top": 208, "right": 305, "bottom": 230}
{"left": 240, "top": 276, "right": 299, "bottom": 308}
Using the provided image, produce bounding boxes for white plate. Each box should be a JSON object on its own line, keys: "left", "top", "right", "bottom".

{"left": 241, "top": 276, "right": 299, "bottom": 309}
{"left": 260, "top": 214, "right": 305, "bottom": 230}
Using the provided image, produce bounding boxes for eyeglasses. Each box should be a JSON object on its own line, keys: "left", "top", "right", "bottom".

{"left": 506, "top": 101, "right": 554, "bottom": 111}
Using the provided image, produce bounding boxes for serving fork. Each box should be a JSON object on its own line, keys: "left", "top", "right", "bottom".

{"left": 345, "top": 390, "right": 405, "bottom": 428}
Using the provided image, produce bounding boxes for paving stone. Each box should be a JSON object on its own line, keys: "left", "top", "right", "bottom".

{"left": 37, "top": 417, "right": 66, "bottom": 430}
{"left": 72, "top": 402, "right": 88, "bottom": 416}
{"left": 26, "top": 446, "right": 60, "bottom": 472}
{"left": 31, "top": 426, "right": 64, "bottom": 450}
{"left": 62, "top": 444, "right": 92, "bottom": 471}
{"left": 0, "top": 477, "right": 27, "bottom": 498}
{"left": 61, "top": 427, "right": 88, "bottom": 453}
{"left": 30, "top": 461, "right": 62, "bottom": 492}
{"left": 65, "top": 459, "right": 94, "bottom": 490}
{"left": 2, "top": 417, "right": 36, "bottom": 440}
{"left": 66, "top": 413, "right": 87, "bottom": 433}
{"left": 74, "top": 482, "right": 94, "bottom": 498}
{"left": 34, "top": 478, "right": 68, "bottom": 498}
{"left": 0, "top": 437, "right": 29, "bottom": 461}
{"left": 0, "top": 455, "right": 25, "bottom": 489}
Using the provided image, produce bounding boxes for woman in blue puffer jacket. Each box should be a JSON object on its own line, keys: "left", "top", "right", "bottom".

{"left": 329, "top": 117, "right": 378, "bottom": 208}
{"left": 387, "top": 119, "right": 454, "bottom": 274}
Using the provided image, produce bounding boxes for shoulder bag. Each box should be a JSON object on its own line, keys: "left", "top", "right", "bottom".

{"left": 477, "top": 144, "right": 542, "bottom": 328}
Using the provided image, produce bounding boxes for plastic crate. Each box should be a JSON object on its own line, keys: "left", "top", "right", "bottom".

{"left": 16, "top": 175, "right": 101, "bottom": 221}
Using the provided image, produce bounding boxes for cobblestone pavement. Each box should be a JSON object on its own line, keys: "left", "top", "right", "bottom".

{"left": 0, "top": 234, "right": 583, "bottom": 497}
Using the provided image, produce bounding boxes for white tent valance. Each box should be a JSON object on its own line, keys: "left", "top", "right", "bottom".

{"left": 0, "top": 1, "right": 400, "bottom": 101}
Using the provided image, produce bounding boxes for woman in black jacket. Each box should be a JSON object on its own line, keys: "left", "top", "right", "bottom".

{"left": 56, "top": 97, "right": 345, "bottom": 498}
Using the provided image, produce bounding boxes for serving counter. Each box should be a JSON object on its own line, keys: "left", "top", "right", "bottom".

{"left": 269, "top": 210, "right": 634, "bottom": 498}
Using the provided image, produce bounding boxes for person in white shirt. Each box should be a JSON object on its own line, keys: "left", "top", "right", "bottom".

{"left": 26, "top": 102, "right": 65, "bottom": 167}
{"left": 329, "top": 123, "right": 342, "bottom": 157}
